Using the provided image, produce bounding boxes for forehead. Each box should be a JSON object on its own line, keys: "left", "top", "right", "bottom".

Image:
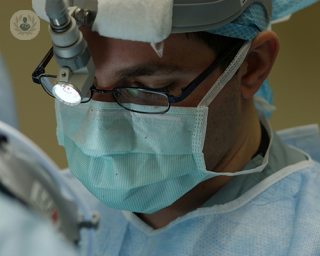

{"left": 79, "top": 26, "right": 216, "bottom": 70}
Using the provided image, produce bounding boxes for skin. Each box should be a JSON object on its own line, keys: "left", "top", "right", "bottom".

{"left": 79, "top": 26, "right": 280, "bottom": 229}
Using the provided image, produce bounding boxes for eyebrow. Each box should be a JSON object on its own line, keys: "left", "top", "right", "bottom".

{"left": 115, "top": 62, "right": 192, "bottom": 79}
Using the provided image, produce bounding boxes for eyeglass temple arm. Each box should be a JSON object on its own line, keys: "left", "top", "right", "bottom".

{"left": 168, "top": 40, "right": 245, "bottom": 104}
{"left": 32, "top": 47, "right": 54, "bottom": 84}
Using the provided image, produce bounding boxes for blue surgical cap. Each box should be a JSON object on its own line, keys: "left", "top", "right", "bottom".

{"left": 206, "top": 0, "right": 319, "bottom": 40}
{"left": 205, "top": 0, "right": 319, "bottom": 118}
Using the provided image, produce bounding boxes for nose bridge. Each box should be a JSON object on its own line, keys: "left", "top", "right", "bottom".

{"left": 92, "top": 90, "right": 117, "bottom": 102}
{"left": 91, "top": 75, "right": 118, "bottom": 102}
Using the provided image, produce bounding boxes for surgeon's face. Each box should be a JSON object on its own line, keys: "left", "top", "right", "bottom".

{"left": 79, "top": 26, "right": 244, "bottom": 172}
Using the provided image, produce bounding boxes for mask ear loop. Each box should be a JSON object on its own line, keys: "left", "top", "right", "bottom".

{"left": 198, "top": 40, "right": 252, "bottom": 108}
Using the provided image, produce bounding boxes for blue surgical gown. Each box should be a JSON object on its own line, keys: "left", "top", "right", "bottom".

{"left": 61, "top": 124, "right": 320, "bottom": 256}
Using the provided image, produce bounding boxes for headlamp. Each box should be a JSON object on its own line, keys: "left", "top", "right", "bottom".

{"left": 44, "top": 1, "right": 95, "bottom": 106}
{"left": 71, "top": 0, "right": 272, "bottom": 32}
{"left": 51, "top": 55, "right": 95, "bottom": 106}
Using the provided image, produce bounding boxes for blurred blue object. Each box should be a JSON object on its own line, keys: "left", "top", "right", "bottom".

{"left": 0, "top": 50, "right": 18, "bottom": 129}
{"left": 0, "top": 192, "right": 79, "bottom": 256}
{"left": 0, "top": 52, "right": 18, "bottom": 129}
{"left": 272, "top": 0, "right": 320, "bottom": 21}
{"left": 278, "top": 124, "right": 320, "bottom": 163}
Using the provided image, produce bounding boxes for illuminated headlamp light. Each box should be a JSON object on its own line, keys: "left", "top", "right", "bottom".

{"left": 52, "top": 57, "right": 95, "bottom": 106}
{"left": 52, "top": 82, "right": 82, "bottom": 106}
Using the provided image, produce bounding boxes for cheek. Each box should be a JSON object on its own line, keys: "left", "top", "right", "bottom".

{"left": 202, "top": 79, "right": 241, "bottom": 168}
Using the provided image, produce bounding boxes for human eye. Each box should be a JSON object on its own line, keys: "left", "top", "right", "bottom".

{"left": 157, "top": 83, "right": 179, "bottom": 94}
{"left": 135, "top": 82, "right": 179, "bottom": 95}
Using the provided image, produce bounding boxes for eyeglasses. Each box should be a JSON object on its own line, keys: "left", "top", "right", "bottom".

{"left": 32, "top": 40, "right": 244, "bottom": 114}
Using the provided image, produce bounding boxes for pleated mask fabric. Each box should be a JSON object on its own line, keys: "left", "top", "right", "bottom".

{"left": 56, "top": 100, "right": 210, "bottom": 213}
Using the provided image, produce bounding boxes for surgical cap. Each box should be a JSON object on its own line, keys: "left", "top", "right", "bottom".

{"left": 206, "top": 0, "right": 319, "bottom": 40}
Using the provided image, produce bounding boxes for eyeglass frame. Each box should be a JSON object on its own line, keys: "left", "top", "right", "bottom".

{"left": 32, "top": 39, "right": 245, "bottom": 114}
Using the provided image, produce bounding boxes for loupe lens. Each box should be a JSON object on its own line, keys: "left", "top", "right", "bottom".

{"left": 52, "top": 83, "right": 81, "bottom": 106}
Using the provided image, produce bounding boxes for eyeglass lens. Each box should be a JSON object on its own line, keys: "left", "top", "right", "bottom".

{"left": 112, "top": 88, "right": 170, "bottom": 113}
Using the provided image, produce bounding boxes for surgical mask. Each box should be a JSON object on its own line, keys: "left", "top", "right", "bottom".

{"left": 56, "top": 41, "right": 268, "bottom": 214}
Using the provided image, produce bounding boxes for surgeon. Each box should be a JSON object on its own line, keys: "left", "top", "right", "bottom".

{"left": 33, "top": 0, "right": 320, "bottom": 255}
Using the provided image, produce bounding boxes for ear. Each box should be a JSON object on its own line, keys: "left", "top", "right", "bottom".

{"left": 240, "top": 31, "right": 280, "bottom": 99}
